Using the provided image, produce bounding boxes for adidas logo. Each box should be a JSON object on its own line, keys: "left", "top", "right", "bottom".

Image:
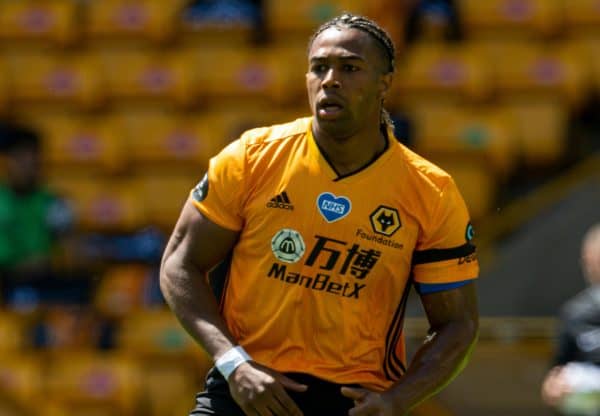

{"left": 266, "top": 191, "right": 294, "bottom": 210}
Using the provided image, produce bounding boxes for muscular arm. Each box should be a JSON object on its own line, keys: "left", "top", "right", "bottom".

{"left": 343, "top": 282, "right": 479, "bottom": 416}
{"left": 388, "top": 282, "right": 479, "bottom": 412}
{"left": 160, "top": 198, "right": 240, "bottom": 360}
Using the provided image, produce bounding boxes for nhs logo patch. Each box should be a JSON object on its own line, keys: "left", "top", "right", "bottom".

{"left": 317, "top": 192, "right": 352, "bottom": 223}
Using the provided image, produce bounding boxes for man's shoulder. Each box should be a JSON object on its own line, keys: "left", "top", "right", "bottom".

{"left": 241, "top": 116, "right": 311, "bottom": 147}
{"left": 393, "top": 142, "right": 454, "bottom": 193}
{"left": 562, "top": 286, "right": 600, "bottom": 321}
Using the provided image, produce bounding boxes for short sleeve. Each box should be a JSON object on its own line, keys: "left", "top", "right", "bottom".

{"left": 412, "top": 178, "right": 479, "bottom": 285}
{"left": 190, "top": 138, "right": 246, "bottom": 231}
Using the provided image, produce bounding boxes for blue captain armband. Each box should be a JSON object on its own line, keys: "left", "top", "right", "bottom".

{"left": 414, "top": 279, "right": 475, "bottom": 295}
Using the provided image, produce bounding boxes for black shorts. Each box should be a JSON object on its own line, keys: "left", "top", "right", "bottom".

{"left": 190, "top": 367, "right": 359, "bottom": 416}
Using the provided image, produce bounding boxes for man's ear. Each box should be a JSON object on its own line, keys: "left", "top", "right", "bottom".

{"left": 379, "top": 72, "right": 393, "bottom": 98}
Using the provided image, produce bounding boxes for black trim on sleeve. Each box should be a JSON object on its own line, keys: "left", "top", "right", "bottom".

{"left": 412, "top": 243, "right": 476, "bottom": 265}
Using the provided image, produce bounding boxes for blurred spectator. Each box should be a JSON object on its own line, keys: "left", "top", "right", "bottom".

{"left": 183, "top": 0, "right": 267, "bottom": 43}
{"left": 404, "top": 0, "right": 462, "bottom": 45}
{"left": 0, "top": 121, "right": 78, "bottom": 311}
{"left": 541, "top": 224, "right": 600, "bottom": 416}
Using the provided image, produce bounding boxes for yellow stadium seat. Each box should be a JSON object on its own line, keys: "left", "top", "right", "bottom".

{"left": 564, "top": 0, "right": 600, "bottom": 37}
{"left": 429, "top": 156, "right": 498, "bottom": 221}
{"left": 411, "top": 105, "right": 519, "bottom": 179}
{"left": 265, "top": 0, "right": 368, "bottom": 36}
{"left": 503, "top": 98, "right": 569, "bottom": 167}
{"left": 6, "top": 53, "right": 106, "bottom": 111}
{"left": 0, "top": 353, "right": 43, "bottom": 409}
{"left": 135, "top": 173, "right": 195, "bottom": 229}
{"left": 478, "top": 41, "right": 592, "bottom": 110}
{"left": 97, "top": 50, "right": 197, "bottom": 108}
{"left": 47, "top": 177, "right": 148, "bottom": 232}
{"left": 0, "top": 0, "right": 79, "bottom": 47}
{"left": 117, "top": 308, "right": 209, "bottom": 416}
{"left": 391, "top": 43, "right": 492, "bottom": 109}
{"left": 0, "top": 60, "right": 10, "bottom": 114}
{"left": 457, "top": 0, "right": 563, "bottom": 40}
{"left": 45, "top": 352, "right": 142, "bottom": 416}
{"left": 195, "top": 44, "right": 307, "bottom": 105}
{"left": 0, "top": 311, "right": 28, "bottom": 353}
{"left": 117, "top": 308, "right": 206, "bottom": 361}
{"left": 93, "top": 264, "right": 153, "bottom": 320}
{"left": 84, "top": 0, "right": 186, "bottom": 44}
{"left": 120, "top": 112, "right": 217, "bottom": 171}
{"left": 34, "top": 115, "right": 126, "bottom": 176}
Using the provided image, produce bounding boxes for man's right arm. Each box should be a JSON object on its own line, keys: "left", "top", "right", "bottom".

{"left": 160, "top": 199, "right": 307, "bottom": 416}
{"left": 160, "top": 198, "right": 240, "bottom": 359}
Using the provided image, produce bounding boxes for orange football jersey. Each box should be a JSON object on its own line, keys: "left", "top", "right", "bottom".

{"left": 191, "top": 117, "right": 479, "bottom": 390}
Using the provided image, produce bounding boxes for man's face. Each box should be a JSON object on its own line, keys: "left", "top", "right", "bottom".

{"left": 7, "top": 146, "right": 40, "bottom": 191}
{"left": 306, "top": 27, "right": 391, "bottom": 139}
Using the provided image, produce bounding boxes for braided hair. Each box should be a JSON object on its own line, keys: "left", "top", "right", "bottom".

{"left": 308, "top": 13, "right": 396, "bottom": 130}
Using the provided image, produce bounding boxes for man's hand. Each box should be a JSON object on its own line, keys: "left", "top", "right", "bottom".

{"left": 229, "top": 361, "right": 308, "bottom": 416}
{"left": 341, "top": 386, "right": 404, "bottom": 416}
{"left": 541, "top": 366, "right": 571, "bottom": 407}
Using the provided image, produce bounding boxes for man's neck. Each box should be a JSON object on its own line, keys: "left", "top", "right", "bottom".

{"left": 313, "top": 123, "right": 388, "bottom": 177}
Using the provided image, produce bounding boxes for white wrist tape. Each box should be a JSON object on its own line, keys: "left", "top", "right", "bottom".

{"left": 215, "top": 346, "right": 251, "bottom": 380}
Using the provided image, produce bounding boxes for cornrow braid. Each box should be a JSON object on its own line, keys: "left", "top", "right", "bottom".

{"left": 308, "top": 13, "right": 396, "bottom": 131}
{"left": 308, "top": 13, "right": 396, "bottom": 74}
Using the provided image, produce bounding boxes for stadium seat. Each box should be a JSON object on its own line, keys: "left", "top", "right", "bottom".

{"left": 457, "top": 0, "right": 563, "bottom": 40}
{"left": 93, "top": 264, "right": 154, "bottom": 320}
{"left": 0, "top": 0, "right": 79, "bottom": 47}
{"left": 390, "top": 43, "right": 492, "bottom": 110}
{"left": 45, "top": 352, "right": 142, "bottom": 416}
{"left": 5, "top": 52, "right": 106, "bottom": 111}
{"left": 47, "top": 177, "right": 148, "bottom": 232}
{"left": 0, "top": 60, "right": 10, "bottom": 114}
{"left": 84, "top": 0, "right": 186, "bottom": 44}
{"left": 97, "top": 50, "right": 197, "bottom": 109}
{"left": 135, "top": 173, "right": 196, "bottom": 230}
{"left": 0, "top": 353, "right": 43, "bottom": 411}
{"left": 117, "top": 308, "right": 209, "bottom": 416}
{"left": 35, "top": 115, "right": 126, "bottom": 176}
{"left": 411, "top": 105, "right": 519, "bottom": 179}
{"left": 428, "top": 156, "right": 498, "bottom": 221}
{"left": 194, "top": 43, "right": 307, "bottom": 105}
{"left": 564, "top": 0, "right": 600, "bottom": 38}
{"left": 503, "top": 98, "right": 570, "bottom": 167}
{"left": 0, "top": 312, "right": 26, "bottom": 352}
{"left": 477, "top": 41, "right": 592, "bottom": 110}
{"left": 265, "top": 0, "right": 368, "bottom": 37}
{"left": 119, "top": 112, "right": 217, "bottom": 171}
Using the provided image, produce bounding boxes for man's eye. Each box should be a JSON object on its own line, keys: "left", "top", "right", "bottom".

{"left": 312, "top": 64, "right": 327, "bottom": 72}
{"left": 343, "top": 64, "right": 358, "bottom": 72}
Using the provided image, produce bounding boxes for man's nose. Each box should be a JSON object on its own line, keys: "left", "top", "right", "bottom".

{"left": 321, "top": 69, "right": 340, "bottom": 89}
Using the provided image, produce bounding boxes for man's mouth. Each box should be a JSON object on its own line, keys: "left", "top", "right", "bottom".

{"left": 317, "top": 98, "right": 345, "bottom": 119}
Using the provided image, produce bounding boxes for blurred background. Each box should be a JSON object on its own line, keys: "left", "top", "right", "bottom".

{"left": 0, "top": 0, "right": 598, "bottom": 415}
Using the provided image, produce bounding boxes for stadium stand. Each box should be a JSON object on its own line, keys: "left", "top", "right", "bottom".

{"left": 0, "top": 0, "right": 80, "bottom": 47}
{"left": 47, "top": 176, "right": 147, "bottom": 232}
{"left": 116, "top": 308, "right": 210, "bottom": 416}
{"left": 96, "top": 49, "right": 198, "bottom": 109}
{"left": 33, "top": 114, "right": 127, "bottom": 176}
{"left": 84, "top": 0, "right": 186, "bottom": 45}
{"left": 45, "top": 351, "right": 142, "bottom": 416}
{"left": 391, "top": 43, "right": 492, "bottom": 110}
{"left": 457, "top": 0, "right": 564, "bottom": 40}
{"left": 0, "top": 1, "right": 598, "bottom": 414}
{"left": 4, "top": 52, "right": 106, "bottom": 111}
{"left": 410, "top": 104, "right": 518, "bottom": 178}
{"left": 0, "top": 353, "right": 44, "bottom": 413}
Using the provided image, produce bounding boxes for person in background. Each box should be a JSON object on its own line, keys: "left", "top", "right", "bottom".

{"left": 0, "top": 121, "right": 74, "bottom": 311}
{"left": 541, "top": 224, "right": 600, "bottom": 416}
{"left": 161, "top": 13, "right": 479, "bottom": 416}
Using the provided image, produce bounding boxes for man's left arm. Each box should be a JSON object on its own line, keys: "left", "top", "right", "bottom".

{"left": 343, "top": 282, "right": 479, "bottom": 416}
